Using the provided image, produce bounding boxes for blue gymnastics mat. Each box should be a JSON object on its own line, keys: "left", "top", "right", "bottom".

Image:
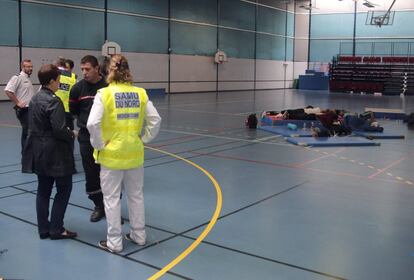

{"left": 286, "top": 136, "right": 380, "bottom": 147}
{"left": 352, "top": 127, "right": 405, "bottom": 139}
{"left": 273, "top": 120, "right": 321, "bottom": 127}
{"left": 259, "top": 125, "right": 313, "bottom": 137}
{"left": 260, "top": 117, "right": 321, "bottom": 127}
{"left": 373, "top": 112, "right": 406, "bottom": 120}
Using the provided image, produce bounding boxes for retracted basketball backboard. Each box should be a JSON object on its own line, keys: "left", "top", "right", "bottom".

{"left": 366, "top": 10, "right": 395, "bottom": 27}
{"left": 102, "top": 41, "right": 121, "bottom": 57}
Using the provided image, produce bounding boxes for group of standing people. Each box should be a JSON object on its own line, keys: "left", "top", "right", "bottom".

{"left": 4, "top": 54, "right": 161, "bottom": 252}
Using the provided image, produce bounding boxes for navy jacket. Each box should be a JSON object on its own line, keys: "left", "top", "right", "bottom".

{"left": 22, "top": 87, "right": 76, "bottom": 177}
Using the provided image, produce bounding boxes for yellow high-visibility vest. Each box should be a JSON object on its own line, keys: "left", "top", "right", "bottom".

{"left": 93, "top": 83, "right": 148, "bottom": 170}
{"left": 55, "top": 70, "right": 76, "bottom": 112}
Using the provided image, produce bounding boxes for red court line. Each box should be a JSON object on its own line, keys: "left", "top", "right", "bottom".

{"left": 190, "top": 151, "right": 411, "bottom": 186}
{"left": 293, "top": 148, "right": 345, "bottom": 168}
{"left": 368, "top": 157, "right": 406, "bottom": 179}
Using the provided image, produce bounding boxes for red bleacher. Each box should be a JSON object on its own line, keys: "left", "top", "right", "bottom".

{"left": 330, "top": 55, "right": 414, "bottom": 95}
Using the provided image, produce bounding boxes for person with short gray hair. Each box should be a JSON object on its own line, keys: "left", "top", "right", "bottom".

{"left": 4, "top": 59, "right": 35, "bottom": 150}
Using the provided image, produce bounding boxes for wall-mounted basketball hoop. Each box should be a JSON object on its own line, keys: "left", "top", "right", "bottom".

{"left": 102, "top": 41, "right": 121, "bottom": 57}
{"left": 365, "top": 0, "right": 396, "bottom": 28}
{"left": 366, "top": 10, "right": 395, "bottom": 27}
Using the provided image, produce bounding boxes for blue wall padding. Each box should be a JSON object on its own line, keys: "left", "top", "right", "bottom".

{"left": 286, "top": 136, "right": 380, "bottom": 147}
{"left": 146, "top": 88, "right": 166, "bottom": 97}
{"left": 299, "top": 71, "right": 329, "bottom": 90}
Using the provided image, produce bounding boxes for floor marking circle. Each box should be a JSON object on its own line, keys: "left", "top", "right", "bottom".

{"left": 146, "top": 146, "right": 223, "bottom": 280}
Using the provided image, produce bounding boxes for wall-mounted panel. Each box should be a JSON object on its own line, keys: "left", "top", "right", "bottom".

{"left": 256, "top": 34, "right": 285, "bottom": 60}
{"left": 219, "top": 28, "right": 255, "bottom": 59}
{"left": 310, "top": 39, "right": 352, "bottom": 62}
{"left": 218, "top": 81, "right": 254, "bottom": 91}
{"left": 0, "top": 0, "right": 18, "bottom": 46}
{"left": 22, "top": 3, "right": 104, "bottom": 50}
{"left": 123, "top": 52, "right": 168, "bottom": 83}
{"left": 287, "top": 12, "right": 294, "bottom": 37}
{"left": 311, "top": 13, "right": 353, "bottom": 38}
{"left": 257, "top": 6, "right": 286, "bottom": 35}
{"left": 171, "top": 22, "right": 216, "bottom": 56}
{"left": 0, "top": 47, "right": 19, "bottom": 93}
{"left": 218, "top": 58, "right": 254, "bottom": 81}
{"left": 171, "top": 0, "right": 217, "bottom": 24}
{"left": 256, "top": 59, "right": 289, "bottom": 81}
{"left": 170, "top": 82, "right": 216, "bottom": 93}
{"left": 286, "top": 38, "right": 294, "bottom": 61}
{"left": 170, "top": 55, "right": 216, "bottom": 82}
{"left": 294, "top": 62, "right": 308, "bottom": 78}
{"left": 108, "top": 14, "right": 168, "bottom": 53}
{"left": 108, "top": 0, "right": 168, "bottom": 17}
{"left": 219, "top": 0, "right": 255, "bottom": 30}
{"left": 294, "top": 38, "right": 308, "bottom": 62}
{"left": 255, "top": 81, "right": 285, "bottom": 90}
{"left": 295, "top": 13, "right": 309, "bottom": 38}
{"left": 135, "top": 82, "right": 168, "bottom": 91}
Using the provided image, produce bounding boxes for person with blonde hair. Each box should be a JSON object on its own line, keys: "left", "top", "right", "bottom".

{"left": 87, "top": 54, "right": 161, "bottom": 252}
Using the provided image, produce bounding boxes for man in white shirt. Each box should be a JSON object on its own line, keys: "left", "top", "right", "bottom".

{"left": 5, "top": 59, "right": 35, "bottom": 151}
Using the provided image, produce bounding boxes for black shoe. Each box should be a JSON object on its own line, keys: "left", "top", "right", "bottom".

{"left": 39, "top": 232, "right": 50, "bottom": 239}
{"left": 50, "top": 229, "right": 77, "bottom": 240}
{"left": 98, "top": 240, "right": 122, "bottom": 253}
{"left": 90, "top": 207, "right": 105, "bottom": 222}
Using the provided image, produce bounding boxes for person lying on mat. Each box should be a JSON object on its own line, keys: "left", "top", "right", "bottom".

{"left": 312, "top": 109, "right": 352, "bottom": 137}
{"left": 261, "top": 106, "right": 321, "bottom": 121}
{"left": 343, "top": 112, "right": 383, "bottom": 132}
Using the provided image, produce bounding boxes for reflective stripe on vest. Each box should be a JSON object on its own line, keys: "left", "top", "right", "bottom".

{"left": 94, "top": 83, "right": 148, "bottom": 170}
{"left": 55, "top": 72, "right": 76, "bottom": 112}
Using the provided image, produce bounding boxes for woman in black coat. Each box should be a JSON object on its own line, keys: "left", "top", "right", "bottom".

{"left": 22, "top": 64, "right": 77, "bottom": 240}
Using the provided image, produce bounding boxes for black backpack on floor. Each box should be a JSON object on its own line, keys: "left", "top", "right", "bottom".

{"left": 246, "top": 114, "right": 258, "bottom": 129}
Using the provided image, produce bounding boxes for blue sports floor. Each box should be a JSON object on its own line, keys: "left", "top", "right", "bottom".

{"left": 1, "top": 89, "right": 414, "bottom": 280}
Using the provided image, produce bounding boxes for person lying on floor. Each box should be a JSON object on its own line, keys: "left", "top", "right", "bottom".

{"left": 312, "top": 109, "right": 352, "bottom": 137}
{"left": 343, "top": 112, "right": 384, "bottom": 132}
{"left": 261, "top": 106, "right": 321, "bottom": 121}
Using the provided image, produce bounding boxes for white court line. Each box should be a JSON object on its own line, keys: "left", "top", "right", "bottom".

{"left": 157, "top": 107, "right": 243, "bottom": 117}
{"left": 161, "top": 128, "right": 292, "bottom": 147}
{"left": 256, "top": 135, "right": 282, "bottom": 141}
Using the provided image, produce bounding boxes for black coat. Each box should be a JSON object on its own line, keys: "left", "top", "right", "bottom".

{"left": 22, "top": 87, "right": 76, "bottom": 177}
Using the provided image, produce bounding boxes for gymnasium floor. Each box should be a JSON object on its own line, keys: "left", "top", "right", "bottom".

{"left": 1, "top": 89, "right": 414, "bottom": 280}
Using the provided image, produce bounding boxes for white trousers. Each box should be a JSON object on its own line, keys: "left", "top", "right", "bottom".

{"left": 100, "top": 166, "right": 146, "bottom": 251}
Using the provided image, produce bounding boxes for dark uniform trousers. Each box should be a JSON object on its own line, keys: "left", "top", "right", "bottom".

{"left": 79, "top": 138, "right": 104, "bottom": 208}
{"left": 15, "top": 106, "right": 29, "bottom": 151}
{"left": 36, "top": 174, "right": 72, "bottom": 236}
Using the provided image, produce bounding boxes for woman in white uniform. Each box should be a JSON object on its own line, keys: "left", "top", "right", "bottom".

{"left": 87, "top": 54, "right": 161, "bottom": 253}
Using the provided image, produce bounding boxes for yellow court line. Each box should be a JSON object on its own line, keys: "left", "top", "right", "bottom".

{"left": 145, "top": 146, "right": 223, "bottom": 280}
